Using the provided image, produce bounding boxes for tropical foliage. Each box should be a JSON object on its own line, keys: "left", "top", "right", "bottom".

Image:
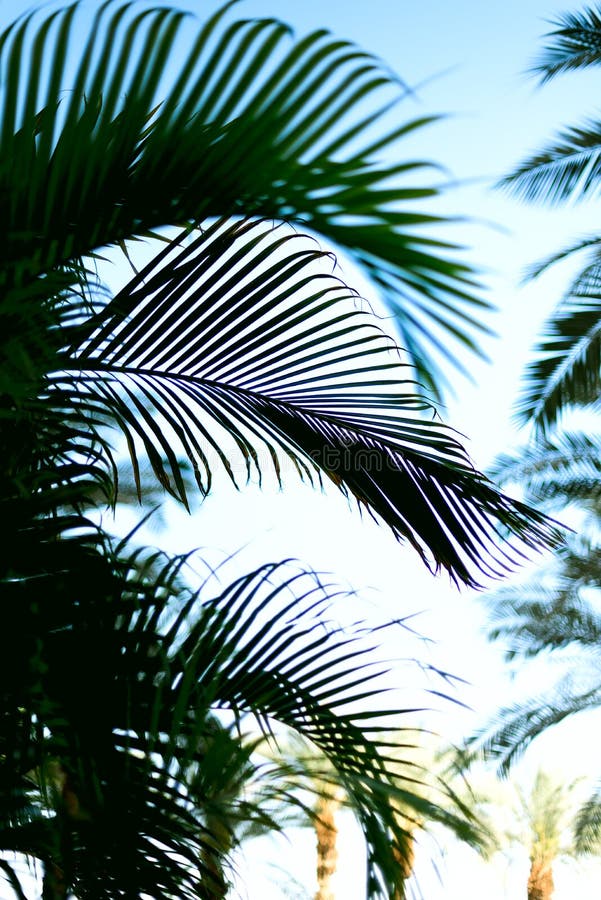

{"left": 463, "top": 5, "right": 601, "bottom": 863}
{"left": 250, "top": 735, "right": 488, "bottom": 900}
{"left": 498, "top": 4, "right": 601, "bottom": 432}
{"left": 0, "top": 0, "right": 563, "bottom": 897}
{"left": 466, "top": 388, "right": 601, "bottom": 835}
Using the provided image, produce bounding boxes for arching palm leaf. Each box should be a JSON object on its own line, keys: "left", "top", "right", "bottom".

{"left": 1, "top": 0, "right": 489, "bottom": 402}
{"left": 514, "top": 256, "right": 601, "bottom": 429}
{"left": 531, "top": 6, "right": 601, "bottom": 83}
{"left": 50, "top": 216, "right": 560, "bottom": 588}
{"left": 500, "top": 118, "right": 601, "bottom": 205}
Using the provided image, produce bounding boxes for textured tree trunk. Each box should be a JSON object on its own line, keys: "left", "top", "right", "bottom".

{"left": 391, "top": 829, "right": 415, "bottom": 899}
{"left": 200, "top": 818, "right": 232, "bottom": 899}
{"left": 527, "top": 859, "right": 554, "bottom": 900}
{"left": 314, "top": 792, "right": 341, "bottom": 900}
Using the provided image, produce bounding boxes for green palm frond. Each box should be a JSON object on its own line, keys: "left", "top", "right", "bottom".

{"left": 531, "top": 6, "right": 601, "bottom": 83}
{"left": 49, "top": 217, "right": 560, "bottom": 588}
{"left": 0, "top": 0, "right": 490, "bottom": 402}
{"left": 515, "top": 269, "right": 601, "bottom": 430}
{"left": 499, "top": 117, "right": 601, "bottom": 204}
{"left": 497, "top": 6, "right": 601, "bottom": 428}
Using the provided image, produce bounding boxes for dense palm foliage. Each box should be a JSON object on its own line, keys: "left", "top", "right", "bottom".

{"left": 0, "top": 1, "right": 564, "bottom": 897}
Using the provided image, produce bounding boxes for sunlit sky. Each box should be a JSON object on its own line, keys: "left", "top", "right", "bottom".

{"left": 5, "top": 0, "right": 601, "bottom": 897}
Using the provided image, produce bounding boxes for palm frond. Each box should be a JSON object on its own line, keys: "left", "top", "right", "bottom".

{"left": 488, "top": 431, "right": 601, "bottom": 504}
{"left": 499, "top": 117, "right": 601, "bottom": 204}
{"left": 50, "top": 217, "right": 562, "bottom": 587}
{"left": 523, "top": 233, "right": 601, "bottom": 281}
{"left": 468, "top": 679, "right": 601, "bottom": 773}
{"left": 515, "top": 264, "right": 601, "bottom": 429}
{"left": 0, "top": 0, "right": 491, "bottom": 402}
{"left": 531, "top": 6, "right": 601, "bottom": 83}
{"left": 485, "top": 576, "right": 601, "bottom": 659}
{"left": 574, "top": 783, "right": 601, "bottom": 853}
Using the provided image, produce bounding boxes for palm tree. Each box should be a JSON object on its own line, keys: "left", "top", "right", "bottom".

{"left": 461, "top": 5, "right": 601, "bottom": 840}
{"left": 522, "top": 771, "right": 573, "bottom": 900}
{"left": 257, "top": 735, "right": 488, "bottom": 900}
{"left": 0, "top": 1, "right": 562, "bottom": 897}
{"left": 498, "top": 4, "right": 601, "bottom": 432}
{"left": 455, "top": 767, "right": 589, "bottom": 900}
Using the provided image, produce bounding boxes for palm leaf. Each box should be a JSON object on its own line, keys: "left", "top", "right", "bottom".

{"left": 48, "top": 217, "right": 561, "bottom": 587}
{"left": 468, "top": 678, "right": 601, "bottom": 774}
{"left": 0, "top": 0, "right": 491, "bottom": 402}
{"left": 531, "top": 6, "right": 601, "bottom": 83}
{"left": 514, "top": 263, "right": 601, "bottom": 429}
{"left": 488, "top": 431, "right": 601, "bottom": 503}
{"left": 499, "top": 118, "right": 601, "bottom": 204}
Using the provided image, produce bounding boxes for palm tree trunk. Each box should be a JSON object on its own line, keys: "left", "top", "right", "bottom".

{"left": 527, "top": 859, "right": 554, "bottom": 900}
{"left": 200, "top": 818, "right": 232, "bottom": 899}
{"left": 42, "top": 862, "right": 67, "bottom": 900}
{"left": 314, "top": 792, "right": 341, "bottom": 900}
{"left": 391, "top": 829, "right": 415, "bottom": 899}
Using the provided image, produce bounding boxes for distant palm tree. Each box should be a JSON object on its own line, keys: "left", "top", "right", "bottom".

{"left": 259, "top": 736, "right": 487, "bottom": 900}
{"left": 467, "top": 436, "right": 601, "bottom": 832}
{"left": 467, "top": 769, "right": 590, "bottom": 900}
{"left": 468, "top": 6, "right": 601, "bottom": 844}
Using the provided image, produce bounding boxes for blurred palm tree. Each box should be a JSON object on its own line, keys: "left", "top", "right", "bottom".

{"left": 467, "top": 5, "right": 601, "bottom": 847}
{"left": 255, "top": 734, "right": 488, "bottom": 900}
{"left": 463, "top": 768, "right": 592, "bottom": 900}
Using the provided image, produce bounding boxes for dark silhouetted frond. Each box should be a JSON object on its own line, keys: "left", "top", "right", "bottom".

{"left": 56, "top": 218, "right": 562, "bottom": 587}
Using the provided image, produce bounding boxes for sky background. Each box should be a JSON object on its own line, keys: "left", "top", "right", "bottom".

{"left": 130, "top": 1, "right": 601, "bottom": 896}
{"left": 4, "top": 0, "right": 601, "bottom": 897}
{"left": 138, "top": 2, "right": 601, "bottom": 896}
